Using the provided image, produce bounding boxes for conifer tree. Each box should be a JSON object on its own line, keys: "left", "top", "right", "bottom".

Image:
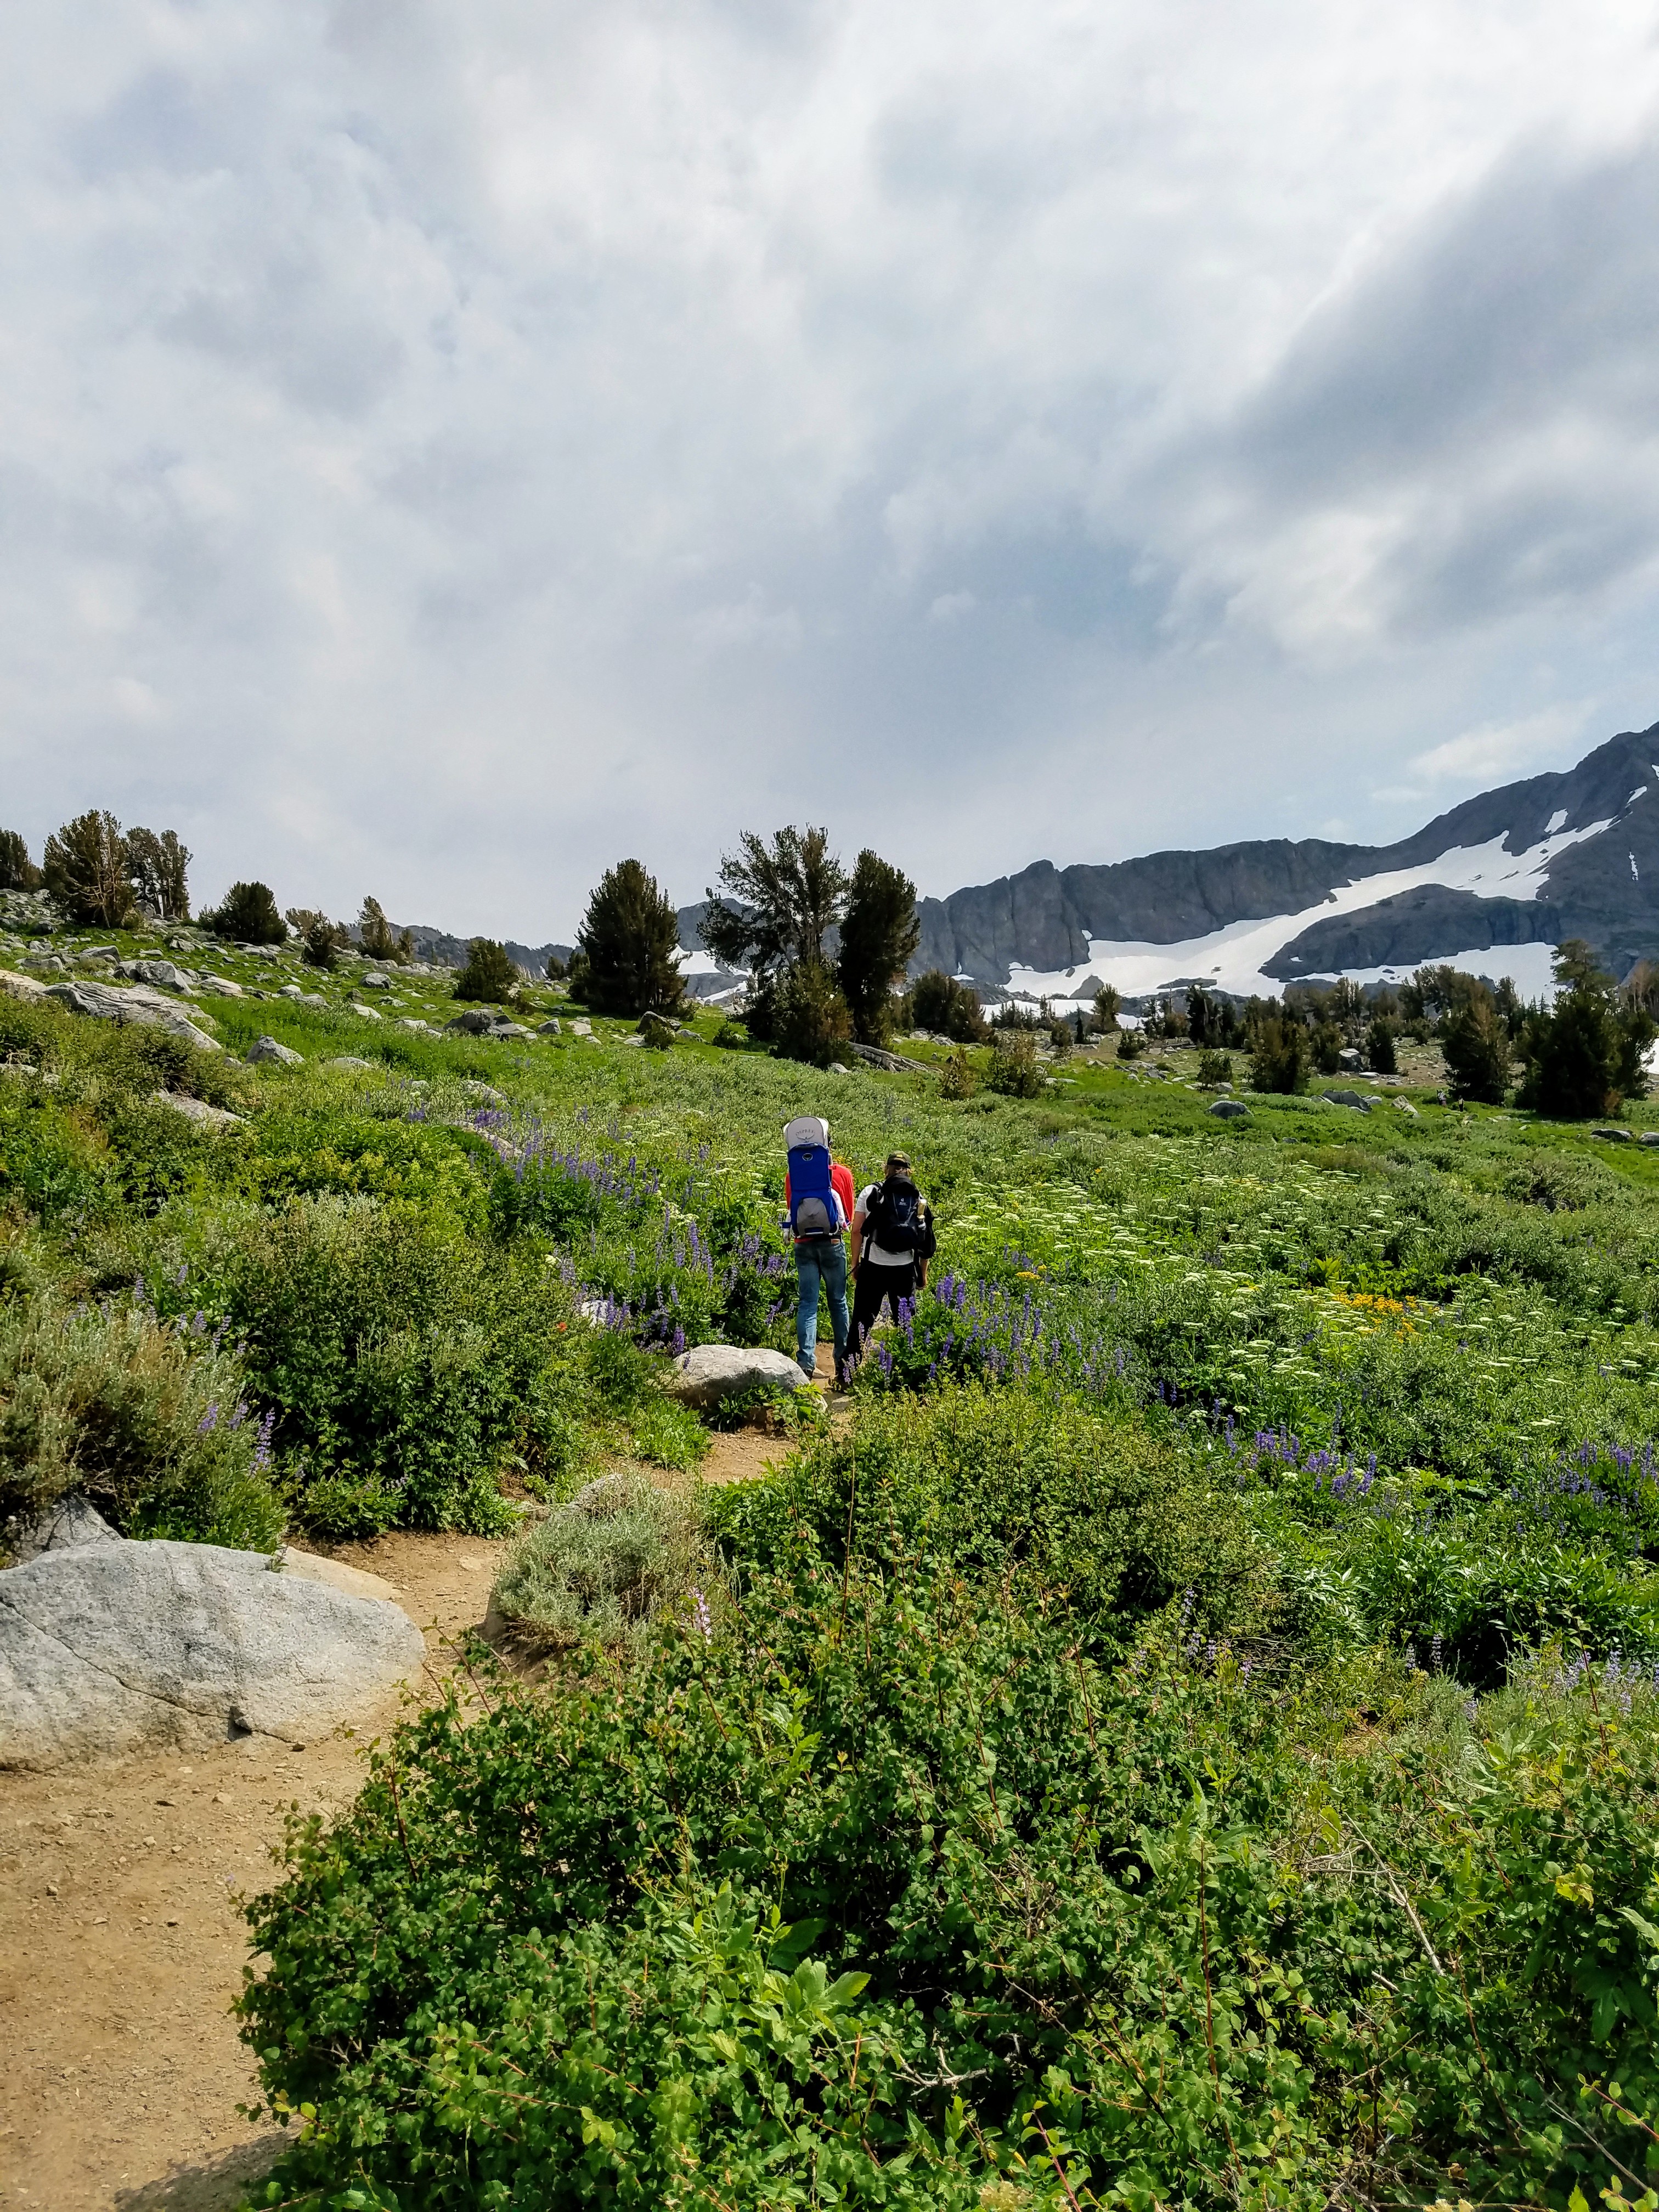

{"left": 576, "top": 860, "right": 685, "bottom": 1017}
{"left": 42, "top": 811, "right": 136, "bottom": 927}
{"left": 837, "top": 850, "right": 920, "bottom": 1045}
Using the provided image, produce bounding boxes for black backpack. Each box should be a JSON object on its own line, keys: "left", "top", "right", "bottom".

{"left": 867, "top": 1177, "right": 933, "bottom": 1258}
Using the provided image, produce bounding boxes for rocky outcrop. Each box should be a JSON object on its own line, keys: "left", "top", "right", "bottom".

{"left": 43, "top": 979, "right": 222, "bottom": 1052}
{"left": 665, "top": 1345, "right": 810, "bottom": 1406}
{"left": 246, "top": 1035, "right": 302, "bottom": 1065}
{"left": 0, "top": 1538, "right": 425, "bottom": 1768}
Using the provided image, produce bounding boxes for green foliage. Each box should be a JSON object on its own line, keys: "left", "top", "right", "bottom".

{"left": 1250, "top": 1011, "right": 1308, "bottom": 1093}
{"left": 576, "top": 859, "right": 686, "bottom": 1017}
{"left": 358, "top": 895, "right": 410, "bottom": 964}
{"left": 0, "top": 1284, "right": 282, "bottom": 1554}
{"left": 837, "top": 848, "right": 921, "bottom": 1045}
{"left": 1441, "top": 981, "right": 1511, "bottom": 1103}
{"left": 1365, "top": 1013, "right": 1397, "bottom": 1073}
{"left": 1093, "top": 980, "right": 1122, "bottom": 1029}
{"left": 298, "top": 914, "right": 342, "bottom": 969}
{"left": 701, "top": 824, "right": 848, "bottom": 985}
{"left": 1520, "top": 942, "right": 1655, "bottom": 1118}
{"left": 453, "top": 937, "right": 520, "bottom": 1006}
{"left": 988, "top": 1030, "right": 1043, "bottom": 1097}
{"left": 42, "top": 809, "right": 136, "bottom": 927}
{"left": 770, "top": 955, "right": 852, "bottom": 1067}
{"left": 123, "top": 826, "right": 190, "bottom": 921}
{"left": 209, "top": 880, "right": 286, "bottom": 944}
{"left": 939, "top": 1045, "right": 977, "bottom": 1099}
{"left": 0, "top": 827, "right": 41, "bottom": 891}
{"left": 492, "top": 1474, "right": 713, "bottom": 1647}
{"left": 1197, "top": 1048, "right": 1234, "bottom": 1087}
{"left": 911, "top": 968, "right": 987, "bottom": 1042}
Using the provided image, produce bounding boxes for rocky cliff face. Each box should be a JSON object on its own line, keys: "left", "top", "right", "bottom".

{"left": 912, "top": 721, "right": 1659, "bottom": 990}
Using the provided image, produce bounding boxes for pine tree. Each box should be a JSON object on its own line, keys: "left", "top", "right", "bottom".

{"left": 1441, "top": 988, "right": 1510, "bottom": 1104}
{"left": 125, "top": 827, "right": 191, "bottom": 921}
{"left": 454, "top": 939, "right": 521, "bottom": 1005}
{"left": 575, "top": 860, "right": 685, "bottom": 1017}
{"left": 1517, "top": 942, "right": 1654, "bottom": 1117}
{"left": 0, "top": 830, "right": 42, "bottom": 891}
{"left": 837, "top": 850, "right": 920, "bottom": 1045}
{"left": 42, "top": 811, "right": 136, "bottom": 927}
{"left": 208, "top": 882, "right": 286, "bottom": 944}
{"left": 701, "top": 827, "right": 848, "bottom": 985}
{"left": 359, "top": 896, "right": 411, "bottom": 964}
{"left": 772, "top": 957, "right": 853, "bottom": 1066}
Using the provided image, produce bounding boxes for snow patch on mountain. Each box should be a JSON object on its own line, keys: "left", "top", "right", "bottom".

{"left": 1008, "top": 825, "right": 1609, "bottom": 1003}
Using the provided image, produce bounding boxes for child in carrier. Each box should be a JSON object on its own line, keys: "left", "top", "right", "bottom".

{"left": 781, "top": 1115, "right": 855, "bottom": 1384}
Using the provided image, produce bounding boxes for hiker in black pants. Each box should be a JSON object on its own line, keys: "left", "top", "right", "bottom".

{"left": 848, "top": 1152, "right": 935, "bottom": 1365}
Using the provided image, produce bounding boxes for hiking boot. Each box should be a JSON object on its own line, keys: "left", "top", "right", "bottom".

{"left": 798, "top": 1354, "right": 816, "bottom": 1381}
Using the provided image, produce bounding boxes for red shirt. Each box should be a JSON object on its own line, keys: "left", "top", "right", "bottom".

{"left": 783, "top": 1161, "right": 855, "bottom": 1239}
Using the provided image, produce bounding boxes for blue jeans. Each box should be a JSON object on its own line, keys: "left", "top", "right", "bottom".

{"left": 794, "top": 1238, "right": 849, "bottom": 1375}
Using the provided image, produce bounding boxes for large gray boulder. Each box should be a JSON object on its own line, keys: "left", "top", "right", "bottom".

{"left": 151, "top": 1090, "right": 244, "bottom": 1130}
{"left": 666, "top": 1344, "right": 810, "bottom": 1407}
{"left": 246, "top": 1034, "right": 303, "bottom": 1065}
{"left": 0, "top": 1539, "right": 425, "bottom": 1769}
{"left": 43, "top": 979, "right": 221, "bottom": 1053}
{"left": 116, "top": 958, "right": 190, "bottom": 990}
{"left": 1210, "top": 1098, "right": 1250, "bottom": 1120}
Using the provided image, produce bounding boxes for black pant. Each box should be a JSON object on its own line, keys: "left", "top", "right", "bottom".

{"left": 849, "top": 1259, "right": 919, "bottom": 1361}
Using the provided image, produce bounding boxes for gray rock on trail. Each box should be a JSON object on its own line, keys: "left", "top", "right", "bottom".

{"left": 246, "top": 1035, "right": 303, "bottom": 1065}
{"left": 3, "top": 1492, "right": 120, "bottom": 1568}
{"left": 274, "top": 1545, "right": 405, "bottom": 1606}
{"left": 43, "top": 979, "right": 222, "bottom": 1053}
{"left": 1210, "top": 1098, "right": 1250, "bottom": 1120}
{"left": 0, "top": 1538, "right": 425, "bottom": 1769}
{"left": 151, "top": 1090, "right": 244, "bottom": 1130}
{"left": 666, "top": 1344, "right": 811, "bottom": 1407}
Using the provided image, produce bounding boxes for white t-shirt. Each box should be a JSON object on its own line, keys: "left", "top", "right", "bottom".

{"left": 854, "top": 1183, "right": 929, "bottom": 1267}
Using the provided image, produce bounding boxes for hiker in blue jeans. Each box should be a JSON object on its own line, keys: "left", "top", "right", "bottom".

{"left": 782, "top": 1115, "right": 854, "bottom": 1384}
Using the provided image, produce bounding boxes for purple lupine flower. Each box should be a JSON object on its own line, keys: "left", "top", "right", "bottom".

{"left": 198, "top": 1403, "right": 218, "bottom": 1434}
{"left": 692, "top": 1588, "right": 713, "bottom": 1644}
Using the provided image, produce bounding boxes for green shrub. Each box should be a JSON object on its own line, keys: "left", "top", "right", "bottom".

{"left": 207, "top": 880, "right": 285, "bottom": 944}
{"left": 1250, "top": 1012, "right": 1307, "bottom": 1092}
{"left": 490, "top": 1474, "right": 713, "bottom": 1649}
{"left": 1365, "top": 1014, "right": 1397, "bottom": 1073}
{"left": 1197, "top": 1048, "right": 1233, "bottom": 1087}
{"left": 988, "top": 1031, "right": 1043, "bottom": 1096}
{"left": 453, "top": 938, "right": 520, "bottom": 1005}
{"left": 716, "top": 1384, "right": 1259, "bottom": 1634}
{"left": 628, "top": 1392, "right": 709, "bottom": 1469}
{"left": 771, "top": 956, "right": 852, "bottom": 1067}
{"left": 0, "top": 1288, "right": 282, "bottom": 1554}
{"left": 938, "top": 1045, "right": 977, "bottom": 1099}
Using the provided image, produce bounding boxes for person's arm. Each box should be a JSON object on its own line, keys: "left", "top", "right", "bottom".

{"left": 849, "top": 1193, "right": 865, "bottom": 1272}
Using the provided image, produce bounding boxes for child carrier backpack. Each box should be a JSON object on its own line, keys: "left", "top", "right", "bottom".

{"left": 866, "top": 1175, "right": 932, "bottom": 1257}
{"left": 783, "top": 1116, "right": 839, "bottom": 1241}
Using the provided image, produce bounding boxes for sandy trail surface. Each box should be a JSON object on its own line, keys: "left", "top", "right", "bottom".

{"left": 0, "top": 1381, "right": 827, "bottom": 2211}
{"left": 0, "top": 1531, "right": 511, "bottom": 2211}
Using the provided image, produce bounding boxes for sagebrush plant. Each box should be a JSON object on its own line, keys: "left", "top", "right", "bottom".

{"left": 0, "top": 1282, "right": 281, "bottom": 1554}
{"left": 490, "top": 1474, "right": 714, "bottom": 1649}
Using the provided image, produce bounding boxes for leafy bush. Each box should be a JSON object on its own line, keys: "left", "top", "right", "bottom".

{"left": 909, "top": 968, "right": 986, "bottom": 1042}
{"left": 1197, "top": 1048, "right": 1233, "bottom": 1087}
{"left": 207, "top": 880, "right": 285, "bottom": 944}
{"left": 490, "top": 1474, "right": 713, "bottom": 1648}
{"left": 938, "top": 1045, "right": 977, "bottom": 1099}
{"left": 1250, "top": 1012, "right": 1307, "bottom": 1092}
{"left": 1365, "top": 1014, "right": 1397, "bottom": 1073}
{"left": 629, "top": 1392, "right": 710, "bottom": 1469}
{"left": 0, "top": 1286, "right": 282, "bottom": 1554}
{"left": 238, "top": 1555, "right": 1659, "bottom": 2212}
{"left": 453, "top": 938, "right": 520, "bottom": 1005}
{"left": 988, "top": 1031, "right": 1043, "bottom": 1096}
{"left": 770, "top": 955, "right": 852, "bottom": 1067}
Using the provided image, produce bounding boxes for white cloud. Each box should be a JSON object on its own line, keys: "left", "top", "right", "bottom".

{"left": 1408, "top": 706, "right": 1592, "bottom": 789}
{"left": 1, "top": 1, "right": 1658, "bottom": 931}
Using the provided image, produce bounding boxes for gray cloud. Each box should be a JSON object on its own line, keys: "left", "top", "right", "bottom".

{"left": 3, "top": 2, "right": 1659, "bottom": 936}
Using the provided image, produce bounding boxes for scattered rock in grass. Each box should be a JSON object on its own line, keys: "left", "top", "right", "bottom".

{"left": 1592, "top": 1127, "right": 1633, "bottom": 1143}
{"left": 1395, "top": 1099, "right": 1420, "bottom": 1116}
{"left": 43, "top": 979, "right": 222, "bottom": 1053}
{"left": 462, "top": 1081, "right": 506, "bottom": 1103}
{"left": 666, "top": 1344, "right": 810, "bottom": 1407}
{"left": 360, "top": 971, "right": 392, "bottom": 990}
{"left": 193, "top": 974, "right": 244, "bottom": 996}
{"left": 349, "top": 1001, "right": 383, "bottom": 1019}
{"left": 115, "top": 958, "right": 190, "bottom": 990}
{"left": 323, "top": 1056, "right": 375, "bottom": 1069}
{"left": 568, "top": 1018, "right": 592, "bottom": 1037}
{"left": 151, "top": 1091, "right": 243, "bottom": 1130}
{"left": 3, "top": 1492, "right": 121, "bottom": 1568}
{"left": 0, "top": 968, "right": 48, "bottom": 1003}
{"left": 538, "top": 1018, "right": 562, "bottom": 1036}
{"left": 849, "top": 1041, "right": 929, "bottom": 1073}
{"left": 1209, "top": 1099, "right": 1250, "bottom": 1120}
{"left": 828, "top": 1061, "right": 850, "bottom": 1074}
{"left": 246, "top": 1035, "right": 302, "bottom": 1065}
{"left": 279, "top": 983, "right": 303, "bottom": 998}
{"left": 0, "top": 1539, "right": 425, "bottom": 1768}
{"left": 1321, "top": 1089, "right": 1373, "bottom": 1112}
{"left": 1640, "top": 1132, "right": 1659, "bottom": 1147}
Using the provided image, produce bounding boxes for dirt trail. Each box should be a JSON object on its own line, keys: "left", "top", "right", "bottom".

{"left": 0, "top": 1368, "right": 830, "bottom": 2210}
{"left": 0, "top": 1532, "right": 511, "bottom": 2212}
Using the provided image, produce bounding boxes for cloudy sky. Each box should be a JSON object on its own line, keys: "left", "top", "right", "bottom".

{"left": 5, "top": 0, "right": 1659, "bottom": 940}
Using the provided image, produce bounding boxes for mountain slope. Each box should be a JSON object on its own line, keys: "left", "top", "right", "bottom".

{"left": 912, "top": 720, "right": 1659, "bottom": 997}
